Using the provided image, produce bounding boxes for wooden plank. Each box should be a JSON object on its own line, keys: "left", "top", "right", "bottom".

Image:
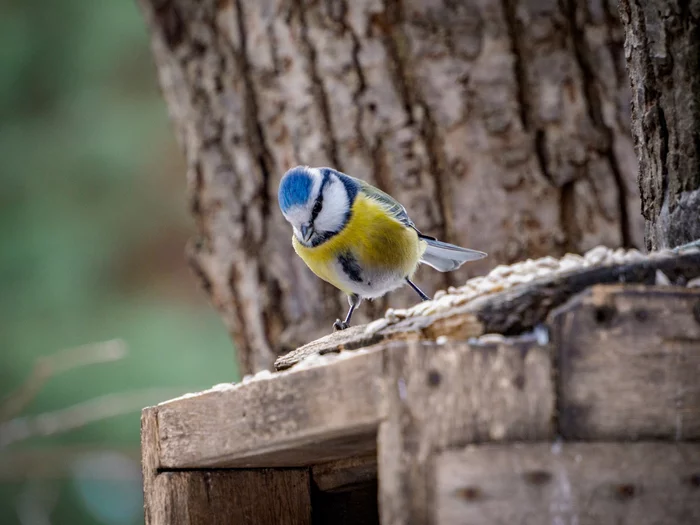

{"left": 551, "top": 284, "right": 700, "bottom": 440}
{"left": 144, "top": 409, "right": 312, "bottom": 525}
{"left": 435, "top": 442, "right": 700, "bottom": 525}
{"left": 148, "top": 469, "right": 311, "bottom": 525}
{"left": 274, "top": 312, "right": 483, "bottom": 371}
{"left": 141, "top": 406, "right": 161, "bottom": 525}
{"left": 151, "top": 335, "right": 555, "bottom": 472}
{"left": 378, "top": 339, "right": 554, "bottom": 525}
{"left": 276, "top": 252, "right": 700, "bottom": 370}
{"left": 470, "top": 251, "right": 700, "bottom": 336}
{"left": 312, "top": 454, "right": 378, "bottom": 492}
{"left": 155, "top": 349, "right": 383, "bottom": 469}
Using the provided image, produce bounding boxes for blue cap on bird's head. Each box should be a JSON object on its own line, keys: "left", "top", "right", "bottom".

{"left": 278, "top": 166, "right": 314, "bottom": 214}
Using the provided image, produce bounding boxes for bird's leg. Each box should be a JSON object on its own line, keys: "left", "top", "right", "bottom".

{"left": 334, "top": 294, "right": 361, "bottom": 331}
{"left": 406, "top": 278, "right": 431, "bottom": 301}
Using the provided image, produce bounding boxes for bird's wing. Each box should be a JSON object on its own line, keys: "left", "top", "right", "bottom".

{"left": 351, "top": 176, "right": 440, "bottom": 239}
{"left": 351, "top": 176, "right": 415, "bottom": 227}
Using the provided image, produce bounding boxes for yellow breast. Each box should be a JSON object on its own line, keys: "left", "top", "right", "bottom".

{"left": 292, "top": 193, "right": 425, "bottom": 294}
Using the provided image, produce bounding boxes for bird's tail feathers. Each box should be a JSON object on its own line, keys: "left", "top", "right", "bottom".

{"left": 419, "top": 238, "right": 487, "bottom": 272}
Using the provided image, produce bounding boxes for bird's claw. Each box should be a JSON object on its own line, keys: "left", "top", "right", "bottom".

{"left": 333, "top": 319, "right": 350, "bottom": 331}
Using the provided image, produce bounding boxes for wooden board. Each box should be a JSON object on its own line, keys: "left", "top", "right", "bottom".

{"left": 146, "top": 337, "right": 555, "bottom": 472}
{"left": 141, "top": 406, "right": 161, "bottom": 520}
{"left": 378, "top": 339, "right": 554, "bottom": 525}
{"left": 311, "top": 454, "right": 378, "bottom": 492}
{"left": 275, "top": 252, "right": 700, "bottom": 370}
{"left": 154, "top": 349, "right": 383, "bottom": 469}
{"left": 147, "top": 469, "right": 311, "bottom": 525}
{"left": 274, "top": 312, "right": 483, "bottom": 371}
{"left": 435, "top": 442, "right": 700, "bottom": 525}
{"left": 551, "top": 285, "right": 700, "bottom": 440}
{"left": 143, "top": 409, "right": 312, "bottom": 525}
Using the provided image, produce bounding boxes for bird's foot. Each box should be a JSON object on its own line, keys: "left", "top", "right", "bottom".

{"left": 333, "top": 319, "right": 350, "bottom": 331}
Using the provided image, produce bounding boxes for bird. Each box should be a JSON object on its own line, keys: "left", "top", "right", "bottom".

{"left": 278, "top": 166, "right": 487, "bottom": 331}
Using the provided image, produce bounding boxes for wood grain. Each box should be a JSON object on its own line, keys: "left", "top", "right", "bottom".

{"left": 275, "top": 253, "right": 700, "bottom": 370}
{"left": 551, "top": 284, "right": 700, "bottom": 440}
{"left": 312, "top": 454, "right": 378, "bottom": 493}
{"left": 274, "top": 313, "right": 483, "bottom": 371}
{"left": 435, "top": 442, "right": 700, "bottom": 525}
{"left": 148, "top": 469, "right": 311, "bottom": 525}
{"left": 149, "top": 335, "right": 556, "bottom": 472}
{"left": 141, "top": 284, "right": 700, "bottom": 524}
{"left": 141, "top": 407, "right": 161, "bottom": 525}
{"left": 378, "top": 339, "right": 554, "bottom": 525}
{"left": 155, "top": 349, "right": 383, "bottom": 469}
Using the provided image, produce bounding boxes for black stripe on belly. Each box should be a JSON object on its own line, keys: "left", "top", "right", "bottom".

{"left": 338, "top": 251, "right": 363, "bottom": 283}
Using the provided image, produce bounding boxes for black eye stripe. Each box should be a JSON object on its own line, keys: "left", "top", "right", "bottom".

{"left": 311, "top": 197, "right": 323, "bottom": 222}
{"left": 311, "top": 172, "right": 331, "bottom": 224}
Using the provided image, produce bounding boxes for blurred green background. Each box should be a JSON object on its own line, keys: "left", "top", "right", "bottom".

{"left": 0, "top": 1, "right": 237, "bottom": 523}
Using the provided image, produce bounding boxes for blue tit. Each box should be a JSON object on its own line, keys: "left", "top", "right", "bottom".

{"left": 278, "top": 166, "right": 487, "bottom": 331}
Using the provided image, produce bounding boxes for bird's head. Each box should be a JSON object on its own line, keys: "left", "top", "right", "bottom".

{"left": 278, "top": 166, "right": 357, "bottom": 246}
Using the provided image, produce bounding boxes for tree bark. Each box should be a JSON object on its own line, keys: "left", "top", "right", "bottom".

{"left": 619, "top": 0, "right": 700, "bottom": 250}
{"left": 138, "top": 0, "right": 642, "bottom": 374}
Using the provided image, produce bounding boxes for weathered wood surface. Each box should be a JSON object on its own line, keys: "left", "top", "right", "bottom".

{"left": 146, "top": 337, "right": 555, "bottom": 471}
{"left": 551, "top": 284, "right": 700, "bottom": 440}
{"left": 312, "top": 454, "right": 378, "bottom": 492}
{"left": 144, "top": 284, "right": 700, "bottom": 474}
{"left": 276, "top": 252, "right": 700, "bottom": 370}
{"left": 378, "top": 339, "right": 553, "bottom": 525}
{"left": 156, "top": 349, "right": 383, "bottom": 469}
{"left": 144, "top": 406, "right": 312, "bottom": 524}
{"left": 436, "top": 442, "right": 700, "bottom": 525}
{"left": 148, "top": 469, "right": 311, "bottom": 525}
{"left": 274, "top": 312, "right": 485, "bottom": 371}
{"left": 141, "top": 407, "right": 161, "bottom": 525}
{"left": 141, "top": 283, "right": 700, "bottom": 524}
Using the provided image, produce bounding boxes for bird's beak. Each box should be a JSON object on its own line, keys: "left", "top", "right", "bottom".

{"left": 301, "top": 223, "right": 313, "bottom": 243}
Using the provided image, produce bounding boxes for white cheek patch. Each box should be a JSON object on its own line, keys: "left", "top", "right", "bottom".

{"left": 314, "top": 178, "right": 350, "bottom": 234}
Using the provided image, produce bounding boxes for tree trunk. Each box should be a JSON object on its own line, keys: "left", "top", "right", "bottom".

{"left": 618, "top": 0, "right": 700, "bottom": 251}
{"left": 138, "top": 0, "right": 642, "bottom": 374}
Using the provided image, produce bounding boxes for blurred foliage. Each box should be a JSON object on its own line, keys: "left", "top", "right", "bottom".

{"left": 0, "top": 1, "right": 237, "bottom": 523}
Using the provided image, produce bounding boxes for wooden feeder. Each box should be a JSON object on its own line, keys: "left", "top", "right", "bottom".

{"left": 142, "top": 251, "right": 700, "bottom": 524}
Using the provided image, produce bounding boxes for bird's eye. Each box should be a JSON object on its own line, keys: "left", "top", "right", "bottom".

{"left": 312, "top": 201, "right": 322, "bottom": 216}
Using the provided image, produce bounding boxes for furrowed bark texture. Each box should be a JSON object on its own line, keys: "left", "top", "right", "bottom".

{"left": 139, "top": 0, "right": 642, "bottom": 373}
{"left": 619, "top": 0, "right": 700, "bottom": 250}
